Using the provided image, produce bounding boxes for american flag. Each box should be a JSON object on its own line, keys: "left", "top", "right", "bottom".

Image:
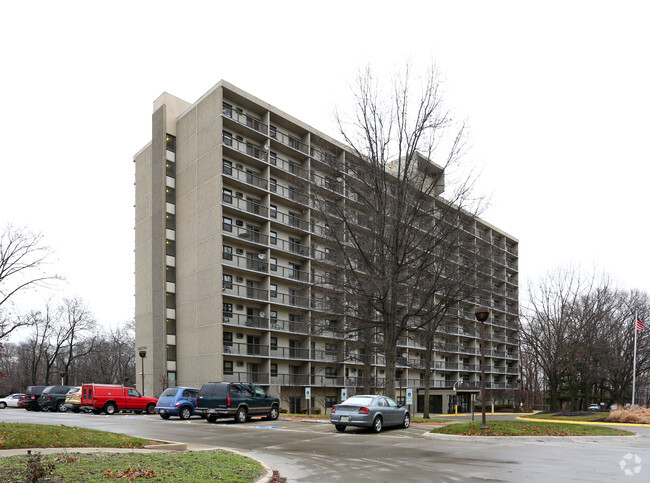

{"left": 636, "top": 319, "right": 645, "bottom": 332}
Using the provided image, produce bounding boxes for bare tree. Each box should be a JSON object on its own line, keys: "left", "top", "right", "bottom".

{"left": 0, "top": 225, "right": 60, "bottom": 341}
{"left": 311, "top": 65, "right": 484, "bottom": 400}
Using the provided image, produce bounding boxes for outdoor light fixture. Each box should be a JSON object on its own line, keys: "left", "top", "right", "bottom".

{"left": 59, "top": 371, "right": 65, "bottom": 385}
{"left": 474, "top": 306, "right": 490, "bottom": 430}
{"left": 138, "top": 347, "right": 147, "bottom": 395}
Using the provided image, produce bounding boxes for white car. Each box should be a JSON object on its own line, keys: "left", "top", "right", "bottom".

{"left": 0, "top": 393, "right": 25, "bottom": 408}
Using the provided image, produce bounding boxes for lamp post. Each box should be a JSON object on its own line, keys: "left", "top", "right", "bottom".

{"left": 59, "top": 371, "right": 65, "bottom": 385}
{"left": 475, "top": 306, "right": 490, "bottom": 430}
{"left": 138, "top": 347, "right": 147, "bottom": 395}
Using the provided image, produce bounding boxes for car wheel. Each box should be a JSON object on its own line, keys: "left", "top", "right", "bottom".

{"left": 146, "top": 403, "right": 156, "bottom": 415}
{"left": 402, "top": 413, "right": 410, "bottom": 429}
{"left": 206, "top": 414, "right": 218, "bottom": 423}
{"left": 160, "top": 414, "right": 171, "bottom": 420}
{"left": 235, "top": 407, "right": 247, "bottom": 423}
{"left": 56, "top": 401, "right": 66, "bottom": 412}
{"left": 335, "top": 424, "right": 346, "bottom": 432}
{"left": 0, "top": 402, "right": 6, "bottom": 409}
{"left": 267, "top": 406, "right": 279, "bottom": 421}
{"left": 179, "top": 407, "right": 191, "bottom": 420}
{"left": 371, "top": 416, "right": 383, "bottom": 433}
{"left": 92, "top": 409, "right": 102, "bottom": 415}
{"left": 104, "top": 403, "right": 117, "bottom": 415}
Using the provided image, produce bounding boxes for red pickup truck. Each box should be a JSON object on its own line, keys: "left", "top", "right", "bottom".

{"left": 80, "top": 384, "right": 157, "bottom": 415}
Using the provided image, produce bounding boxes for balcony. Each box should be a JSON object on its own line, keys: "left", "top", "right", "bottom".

{"left": 223, "top": 283, "right": 268, "bottom": 301}
{"left": 269, "top": 152, "right": 309, "bottom": 180}
{"left": 223, "top": 224, "right": 269, "bottom": 246}
{"left": 270, "top": 263, "right": 309, "bottom": 282}
{"left": 271, "top": 373, "right": 310, "bottom": 386}
{"left": 222, "top": 103, "right": 268, "bottom": 136}
{"left": 222, "top": 372, "right": 270, "bottom": 385}
{"left": 223, "top": 342, "right": 269, "bottom": 357}
{"left": 222, "top": 194, "right": 268, "bottom": 218}
{"left": 272, "top": 209, "right": 309, "bottom": 231}
{"left": 310, "top": 171, "right": 344, "bottom": 194}
{"left": 269, "top": 317, "right": 309, "bottom": 334}
{"left": 223, "top": 253, "right": 268, "bottom": 273}
{"left": 223, "top": 162, "right": 268, "bottom": 190}
{"left": 222, "top": 313, "right": 268, "bottom": 329}
{"left": 270, "top": 289, "right": 309, "bottom": 308}
{"left": 270, "top": 126, "right": 308, "bottom": 154}
{"left": 269, "top": 346, "right": 309, "bottom": 359}
{"left": 270, "top": 180, "right": 309, "bottom": 205}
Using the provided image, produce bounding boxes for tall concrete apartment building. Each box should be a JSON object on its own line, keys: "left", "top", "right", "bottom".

{"left": 134, "top": 80, "right": 519, "bottom": 414}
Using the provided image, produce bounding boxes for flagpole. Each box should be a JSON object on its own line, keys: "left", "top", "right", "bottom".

{"left": 632, "top": 312, "right": 638, "bottom": 407}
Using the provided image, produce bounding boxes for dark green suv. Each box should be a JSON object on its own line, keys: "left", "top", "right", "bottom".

{"left": 38, "top": 385, "right": 72, "bottom": 412}
{"left": 195, "top": 382, "right": 280, "bottom": 423}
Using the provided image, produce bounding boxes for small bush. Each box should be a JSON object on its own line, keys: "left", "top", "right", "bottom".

{"left": 606, "top": 407, "right": 650, "bottom": 424}
{"left": 312, "top": 408, "right": 321, "bottom": 415}
{"left": 279, "top": 408, "right": 288, "bottom": 414}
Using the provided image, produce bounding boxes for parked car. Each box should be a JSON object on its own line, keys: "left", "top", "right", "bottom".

{"left": 330, "top": 395, "right": 410, "bottom": 433}
{"left": 195, "top": 382, "right": 280, "bottom": 423}
{"left": 155, "top": 386, "right": 200, "bottom": 420}
{"left": 588, "top": 404, "right": 601, "bottom": 411}
{"left": 23, "top": 386, "right": 47, "bottom": 411}
{"left": 0, "top": 393, "right": 25, "bottom": 409}
{"left": 80, "top": 384, "right": 158, "bottom": 415}
{"left": 38, "top": 385, "right": 72, "bottom": 412}
{"left": 64, "top": 387, "right": 83, "bottom": 413}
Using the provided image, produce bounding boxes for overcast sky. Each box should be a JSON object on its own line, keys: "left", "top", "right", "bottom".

{"left": 2, "top": 1, "right": 648, "bottom": 332}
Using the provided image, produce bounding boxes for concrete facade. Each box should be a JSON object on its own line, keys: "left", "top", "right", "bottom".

{"left": 134, "top": 80, "right": 520, "bottom": 413}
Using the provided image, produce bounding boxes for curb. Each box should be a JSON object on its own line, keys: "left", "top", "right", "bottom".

{"left": 423, "top": 431, "right": 641, "bottom": 442}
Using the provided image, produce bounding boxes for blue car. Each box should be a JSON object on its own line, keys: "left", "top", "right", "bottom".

{"left": 155, "top": 386, "right": 200, "bottom": 420}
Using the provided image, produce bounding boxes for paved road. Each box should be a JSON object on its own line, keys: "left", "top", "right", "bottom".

{"left": 2, "top": 409, "right": 650, "bottom": 482}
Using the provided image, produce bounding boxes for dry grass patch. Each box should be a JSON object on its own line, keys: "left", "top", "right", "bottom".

{"left": 606, "top": 407, "right": 650, "bottom": 424}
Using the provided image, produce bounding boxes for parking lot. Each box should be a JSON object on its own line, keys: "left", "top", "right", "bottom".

{"left": 2, "top": 408, "right": 650, "bottom": 482}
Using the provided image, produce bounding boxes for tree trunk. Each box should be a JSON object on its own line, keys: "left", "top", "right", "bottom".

{"left": 422, "top": 337, "right": 434, "bottom": 418}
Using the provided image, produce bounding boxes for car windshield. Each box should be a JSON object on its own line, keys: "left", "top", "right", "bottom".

{"left": 341, "top": 396, "right": 374, "bottom": 406}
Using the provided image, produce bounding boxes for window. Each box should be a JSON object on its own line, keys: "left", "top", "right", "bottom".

{"left": 325, "top": 367, "right": 337, "bottom": 378}
{"left": 223, "top": 130, "right": 233, "bottom": 146}
{"left": 223, "top": 303, "right": 233, "bottom": 317}
{"left": 223, "top": 160, "right": 232, "bottom": 175}
{"left": 166, "top": 344, "right": 176, "bottom": 361}
{"left": 325, "top": 396, "right": 337, "bottom": 408}
{"left": 223, "top": 361, "right": 233, "bottom": 374}
{"left": 270, "top": 310, "right": 278, "bottom": 325}
{"left": 270, "top": 178, "right": 277, "bottom": 192}
{"left": 288, "top": 212, "right": 300, "bottom": 227}
{"left": 271, "top": 363, "right": 278, "bottom": 377}
{"left": 222, "top": 102, "right": 233, "bottom": 118}
{"left": 325, "top": 343, "right": 338, "bottom": 354}
{"left": 223, "top": 216, "right": 233, "bottom": 232}
{"left": 289, "top": 263, "right": 300, "bottom": 279}
{"left": 270, "top": 151, "right": 277, "bottom": 165}
{"left": 270, "top": 284, "right": 277, "bottom": 298}
{"left": 222, "top": 188, "right": 233, "bottom": 203}
{"left": 223, "top": 274, "right": 233, "bottom": 290}
{"left": 270, "top": 125, "right": 277, "bottom": 138}
{"left": 271, "top": 337, "right": 277, "bottom": 350}
{"left": 270, "top": 231, "right": 277, "bottom": 245}
{"left": 270, "top": 257, "right": 277, "bottom": 271}
{"left": 289, "top": 237, "right": 301, "bottom": 254}
{"left": 128, "top": 388, "right": 140, "bottom": 397}
{"left": 166, "top": 134, "right": 176, "bottom": 152}
{"left": 223, "top": 245, "right": 233, "bottom": 260}
{"left": 270, "top": 204, "right": 277, "bottom": 218}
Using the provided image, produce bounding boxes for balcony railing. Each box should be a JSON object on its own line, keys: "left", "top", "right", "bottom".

{"left": 272, "top": 210, "right": 309, "bottom": 231}
{"left": 222, "top": 372, "right": 270, "bottom": 384}
{"left": 223, "top": 224, "right": 269, "bottom": 245}
{"left": 269, "top": 152, "right": 309, "bottom": 179}
{"left": 270, "top": 346, "right": 310, "bottom": 359}
{"left": 270, "top": 180, "right": 309, "bottom": 205}
{"left": 270, "top": 317, "right": 309, "bottom": 334}
{"left": 222, "top": 103, "right": 268, "bottom": 135}
{"left": 223, "top": 135, "right": 267, "bottom": 162}
{"left": 223, "top": 283, "right": 268, "bottom": 301}
{"left": 270, "top": 127, "right": 308, "bottom": 154}
{"left": 272, "top": 236, "right": 309, "bottom": 256}
{"left": 270, "top": 264, "right": 309, "bottom": 282}
{"left": 222, "top": 313, "right": 268, "bottom": 329}
{"left": 270, "top": 290, "right": 309, "bottom": 308}
{"left": 223, "top": 195, "right": 268, "bottom": 217}
{"left": 223, "top": 162, "right": 268, "bottom": 190}
{"left": 223, "top": 342, "right": 269, "bottom": 357}
{"left": 223, "top": 253, "right": 268, "bottom": 273}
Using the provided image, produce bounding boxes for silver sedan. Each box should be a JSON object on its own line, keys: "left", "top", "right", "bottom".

{"left": 330, "top": 395, "right": 410, "bottom": 433}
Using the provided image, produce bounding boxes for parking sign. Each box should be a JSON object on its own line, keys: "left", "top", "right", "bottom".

{"left": 406, "top": 388, "right": 413, "bottom": 405}
{"left": 305, "top": 387, "right": 311, "bottom": 400}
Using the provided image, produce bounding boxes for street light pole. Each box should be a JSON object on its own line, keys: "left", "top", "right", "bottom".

{"left": 475, "top": 306, "right": 490, "bottom": 430}
{"left": 138, "top": 347, "right": 147, "bottom": 395}
{"left": 59, "top": 371, "right": 65, "bottom": 386}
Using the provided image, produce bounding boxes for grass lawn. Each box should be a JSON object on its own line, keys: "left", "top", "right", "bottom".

{"left": 431, "top": 420, "right": 633, "bottom": 436}
{"left": 525, "top": 411, "right": 610, "bottom": 422}
{"left": 0, "top": 450, "right": 264, "bottom": 482}
{"left": 0, "top": 423, "right": 265, "bottom": 482}
{"left": 283, "top": 413, "right": 449, "bottom": 423}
